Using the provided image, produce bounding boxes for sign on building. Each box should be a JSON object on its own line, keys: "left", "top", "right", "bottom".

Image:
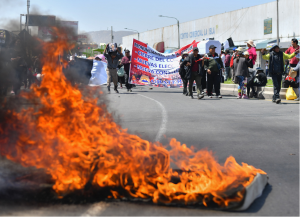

{"left": 26, "top": 15, "right": 56, "bottom": 26}
{"left": 264, "top": 18, "right": 272, "bottom": 35}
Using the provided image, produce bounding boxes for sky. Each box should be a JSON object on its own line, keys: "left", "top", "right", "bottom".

{"left": 0, "top": 0, "right": 275, "bottom": 33}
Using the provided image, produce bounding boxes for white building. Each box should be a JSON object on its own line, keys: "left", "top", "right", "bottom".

{"left": 122, "top": 0, "right": 300, "bottom": 68}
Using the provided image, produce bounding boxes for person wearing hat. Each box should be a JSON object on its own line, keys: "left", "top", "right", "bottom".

{"left": 182, "top": 47, "right": 205, "bottom": 99}
{"left": 290, "top": 53, "right": 300, "bottom": 101}
{"left": 246, "top": 40, "right": 257, "bottom": 66}
{"left": 203, "top": 45, "right": 224, "bottom": 98}
{"left": 121, "top": 49, "right": 132, "bottom": 92}
{"left": 261, "top": 44, "right": 299, "bottom": 104}
{"left": 179, "top": 52, "right": 189, "bottom": 95}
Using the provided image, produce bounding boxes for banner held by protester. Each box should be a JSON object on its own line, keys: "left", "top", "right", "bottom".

{"left": 129, "top": 39, "right": 200, "bottom": 88}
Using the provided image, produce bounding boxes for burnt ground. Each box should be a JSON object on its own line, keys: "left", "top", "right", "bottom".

{"left": 0, "top": 86, "right": 298, "bottom": 216}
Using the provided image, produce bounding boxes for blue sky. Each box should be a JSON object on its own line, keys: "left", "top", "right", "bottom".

{"left": 1, "top": 0, "right": 275, "bottom": 33}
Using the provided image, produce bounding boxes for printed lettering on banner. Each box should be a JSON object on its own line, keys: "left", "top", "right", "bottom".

{"left": 129, "top": 39, "right": 200, "bottom": 88}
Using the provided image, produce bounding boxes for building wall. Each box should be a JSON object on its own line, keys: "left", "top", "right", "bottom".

{"left": 122, "top": 0, "right": 299, "bottom": 51}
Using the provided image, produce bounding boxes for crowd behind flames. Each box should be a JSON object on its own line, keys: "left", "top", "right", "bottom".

{"left": 0, "top": 29, "right": 299, "bottom": 104}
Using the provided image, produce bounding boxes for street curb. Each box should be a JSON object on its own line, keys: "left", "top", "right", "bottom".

{"left": 221, "top": 84, "right": 291, "bottom": 100}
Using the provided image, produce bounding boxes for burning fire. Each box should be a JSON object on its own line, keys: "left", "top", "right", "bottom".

{"left": 0, "top": 28, "right": 266, "bottom": 208}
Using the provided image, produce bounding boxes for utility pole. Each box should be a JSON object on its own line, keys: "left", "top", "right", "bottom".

{"left": 159, "top": 15, "right": 180, "bottom": 49}
{"left": 111, "top": 26, "right": 114, "bottom": 43}
{"left": 276, "top": 0, "right": 279, "bottom": 45}
{"left": 177, "top": 20, "right": 180, "bottom": 49}
{"left": 27, "top": 0, "right": 30, "bottom": 31}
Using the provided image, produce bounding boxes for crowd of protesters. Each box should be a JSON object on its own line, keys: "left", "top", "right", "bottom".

{"left": 1, "top": 35, "right": 299, "bottom": 105}
{"left": 178, "top": 38, "right": 299, "bottom": 103}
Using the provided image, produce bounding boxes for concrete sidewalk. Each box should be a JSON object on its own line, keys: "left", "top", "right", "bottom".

{"left": 221, "top": 83, "right": 299, "bottom": 101}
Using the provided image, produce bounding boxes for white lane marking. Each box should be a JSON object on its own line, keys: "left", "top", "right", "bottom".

{"left": 137, "top": 94, "right": 168, "bottom": 142}
{"left": 81, "top": 202, "right": 109, "bottom": 216}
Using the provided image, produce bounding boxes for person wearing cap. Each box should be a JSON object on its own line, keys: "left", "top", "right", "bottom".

{"left": 261, "top": 44, "right": 299, "bottom": 104}
{"left": 104, "top": 43, "right": 123, "bottom": 94}
{"left": 203, "top": 45, "right": 224, "bottom": 98}
{"left": 182, "top": 47, "right": 205, "bottom": 99}
{"left": 224, "top": 49, "right": 231, "bottom": 81}
{"left": 285, "top": 38, "right": 299, "bottom": 68}
{"left": 246, "top": 40, "right": 257, "bottom": 66}
{"left": 121, "top": 49, "right": 132, "bottom": 92}
{"left": 179, "top": 52, "right": 189, "bottom": 95}
{"left": 290, "top": 53, "right": 300, "bottom": 101}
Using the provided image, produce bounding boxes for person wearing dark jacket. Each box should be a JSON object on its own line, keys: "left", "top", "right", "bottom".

{"left": 182, "top": 47, "right": 205, "bottom": 99}
{"left": 203, "top": 45, "right": 224, "bottom": 98}
{"left": 244, "top": 51, "right": 257, "bottom": 98}
{"left": 247, "top": 67, "right": 267, "bottom": 98}
{"left": 179, "top": 52, "right": 189, "bottom": 95}
{"left": 121, "top": 50, "right": 132, "bottom": 92}
{"left": 233, "top": 52, "right": 251, "bottom": 99}
{"left": 224, "top": 49, "right": 231, "bottom": 81}
{"left": 262, "top": 44, "right": 298, "bottom": 104}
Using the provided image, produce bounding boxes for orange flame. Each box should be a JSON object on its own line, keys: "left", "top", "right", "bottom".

{"left": 0, "top": 28, "right": 266, "bottom": 208}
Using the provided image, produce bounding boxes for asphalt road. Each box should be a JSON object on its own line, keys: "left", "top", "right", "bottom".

{"left": 0, "top": 86, "right": 299, "bottom": 216}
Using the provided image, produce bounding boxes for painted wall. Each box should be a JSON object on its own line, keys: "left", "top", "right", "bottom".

{"left": 122, "top": 0, "right": 299, "bottom": 51}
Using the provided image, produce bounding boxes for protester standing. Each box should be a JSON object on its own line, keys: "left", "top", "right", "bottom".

{"left": 203, "top": 45, "right": 224, "bottom": 98}
{"left": 179, "top": 52, "right": 189, "bottom": 95}
{"left": 121, "top": 49, "right": 132, "bottom": 92}
{"left": 182, "top": 47, "right": 205, "bottom": 99}
{"left": 246, "top": 40, "right": 257, "bottom": 67}
{"left": 262, "top": 44, "right": 298, "bottom": 104}
{"left": 224, "top": 49, "right": 231, "bottom": 81}
{"left": 104, "top": 44, "right": 123, "bottom": 93}
{"left": 291, "top": 53, "right": 300, "bottom": 101}
{"left": 285, "top": 39, "right": 299, "bottom": 68}
{"left": 233, "top": 51, "right": 251, "bottom": 99}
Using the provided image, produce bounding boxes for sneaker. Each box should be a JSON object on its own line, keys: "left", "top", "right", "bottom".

{"left": 190, "top": 95, "right": 194, "bottom": 99}
{"left": 218, "top": 95, "right": 222, "bottom": 98}
{"left": 294, "top": 98, "right": 299, "bottom": 101}
{"left": 208, "top": 95, "right": 213, "bottom": 98}
{"left": 127, "top": 89, "right": 130, "bottom": 92}
{"left": 237, "top": 95, "right": 242, "bottom": 99}
{"left": 198, "top": 94, "right": 204, "bottom": 100}
{"left": 129, "top": 89, "right": 132, "bottom": 92}
{"left": 275, "top": 99, "right": 281, "bottom": 104}
{"left": 242, "top": 95, "right": 249, "bottom": 99}
{"left": 107, "top": 86, "right": 111, "bottom": 94}
{"left": 272, "top": 99, "right": 276, "bottom": 103}
{"left": 201, "top": 91, "right": 205, "bottom": 95}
